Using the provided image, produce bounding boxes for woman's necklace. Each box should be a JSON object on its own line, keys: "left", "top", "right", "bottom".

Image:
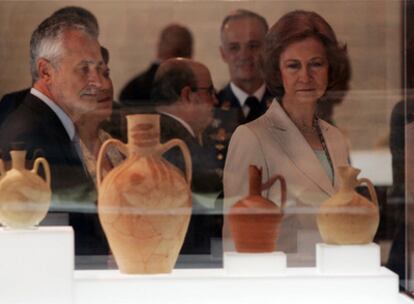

{"left": 282, "top": 102, "right": 335, "bottom": 182}
{"left": 295, "top": 119, "right": 318, "bottom": 134}
{"left": 313, "top": 116, "right": 335, "bottom": 182}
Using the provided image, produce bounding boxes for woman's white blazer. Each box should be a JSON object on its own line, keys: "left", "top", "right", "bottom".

{"left": 223, "top": 100, "right": 350, "bottom": 265}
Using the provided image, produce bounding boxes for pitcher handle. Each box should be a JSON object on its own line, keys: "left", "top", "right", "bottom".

{"left": 262, "top": 174, "right": 287, "bottom": 209}
{"left": 0, "top": 159, "right": 5, "bottom": 177}
{"left": 357, "top": 178, "right": 378, "bottom": 206}
{"left": 97, "top": 139, "right": 128, "bottom": 190}
{"left": 158, "top": 139, "right": 192, "bottom": 186}
{"left": 32, "top": 157, "right": 51, "bottom": 187}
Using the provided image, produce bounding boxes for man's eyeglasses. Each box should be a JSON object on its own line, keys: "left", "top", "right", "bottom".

{"left": 192, "top": 86, "right": 216, "bottom": 96}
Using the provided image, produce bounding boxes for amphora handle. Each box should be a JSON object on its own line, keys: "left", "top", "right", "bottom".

{"left": 0, "top": 158, "right": 4, "bottom": 177}
{"left": 262, "top": 174, "right": 287, "bottom": 209}
{"left": 158, "top": 139, "right": 192, "bottom": 186}
{"left": 97, "top": 139, "right": 128, "bottom": 190}
{"left": 357, "top": 178, "right": 378, "bottom": 206}
{"left": 31, "top": 157, "right": 51, "bottom": 187}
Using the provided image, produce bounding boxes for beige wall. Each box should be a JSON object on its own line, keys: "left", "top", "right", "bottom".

{"left": 0, "top": 0, "right": 403, "bottom": 150}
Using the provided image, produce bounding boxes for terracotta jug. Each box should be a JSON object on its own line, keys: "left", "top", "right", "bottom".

{"left": 0, "top": 149, "right": 51, "bottom": 228}
{"left": 97, "top": 114, "right": 192, "bottom": 274}
{"left": 228, "top": 165, "right": 286, "bottom": 253}
{"left": 317, "top": 165, "right": 380, "bottom": 245}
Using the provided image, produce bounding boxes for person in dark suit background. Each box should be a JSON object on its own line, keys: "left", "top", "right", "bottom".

{"left": 151, "top": 58, "right": 222, "bottom": 257}
{"left": 0, "top": 89, "right": 30, "bottom": 127}
{"left": 386, "top": 32, "right": 414, "bottom": 288}
{"left": 0, "top": 13, "right": 110, "bottom": 257}
{"left": 119, "top": 24, "right": 193, "bottom": 108}
{"left": 204, "top": 10, "right": 272, "bottom": 169}
{"left": 386, "top": 99, "right": 413, "bottom": 289}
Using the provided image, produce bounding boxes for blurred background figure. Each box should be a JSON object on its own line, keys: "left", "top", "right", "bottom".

{"left": 152, "top": 58, "right": 222, "bottom": 260}
{"left": 119, "top": 23, "right": 193, "bottom": 108}
{"left": 386, "top": 28, "right": 414, "bottom": 289}
{"left": 204, "top": 9, "right": 272, "bottom": 170}
{"left": 72, "top": 46, "right": 123, "bottom": 262}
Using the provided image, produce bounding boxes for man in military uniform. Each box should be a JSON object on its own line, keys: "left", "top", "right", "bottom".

{"left": 206, "top": 9, "right": 272, "bottom": 167}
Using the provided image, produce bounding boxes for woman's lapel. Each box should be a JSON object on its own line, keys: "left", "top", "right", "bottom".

{"left": 264, "top": 101, "right": 335, "bottom": 196}
{"left": 319, "top": 120, "right": 346, "bottom": 191}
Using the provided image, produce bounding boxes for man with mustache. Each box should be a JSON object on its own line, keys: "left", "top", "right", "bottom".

{"left": 205, "top": 9, "right": 272, "bottom": 167}
{"left": 0, "top": 12, "right": 111, "bottom": 256}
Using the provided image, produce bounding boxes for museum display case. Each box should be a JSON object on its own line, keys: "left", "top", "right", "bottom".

{"left": 0, "top": 0, "right": 413, "bottom": 303}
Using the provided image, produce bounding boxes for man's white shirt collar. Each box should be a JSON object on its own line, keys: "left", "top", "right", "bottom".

{"left": 230, "top": 82, "right": 266, "bottom": 107}
{"left": 30, "top": 88, "right": 75, "bottom": 140}
{"left": 159, "top": 111, "right": 196, "bottom": 138}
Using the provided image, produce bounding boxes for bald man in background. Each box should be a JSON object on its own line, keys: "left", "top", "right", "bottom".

{"left": 119, "top": 24, "right": 193, "bottom": 107}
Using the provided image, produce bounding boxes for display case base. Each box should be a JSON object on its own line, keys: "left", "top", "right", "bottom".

{"left": 0, "top": 226, "right": 74, "bottom": 304}
{"left": 75, "top": 267, "right": 401, "bottom": 304}
{"left": 73, "top": 243, "right": 400, "bottom": 304}
{"left": 1, "top": 232, "right": 411, "bottom": 304}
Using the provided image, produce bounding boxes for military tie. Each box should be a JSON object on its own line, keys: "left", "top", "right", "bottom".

{"left": 245, "top": 96, "right": 263, "bottom": 122}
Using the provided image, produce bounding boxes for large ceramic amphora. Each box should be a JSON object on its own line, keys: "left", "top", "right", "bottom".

{"left": 0, "top": 149, "right": 51, "bottom": 228}
{"left": 97, "top": 114, "right": 192, "bottom": 274}
{"left": 228, "top": 165, "right": 286, "bottom": 253}
{"left": 317, "top": 165, "right": 380, "bottom": 245}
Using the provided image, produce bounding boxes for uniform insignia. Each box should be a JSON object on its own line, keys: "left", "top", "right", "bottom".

{"left": 211, "top": 118, "right": 221, "bottom": 128}
{"left": 221, "top": 100, "right": 231, "bottom": 111}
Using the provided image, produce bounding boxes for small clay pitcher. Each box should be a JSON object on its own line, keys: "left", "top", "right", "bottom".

{"left": 228, "top": 165, "right": 286, "bottom": 253}
{"left": 97, "top": 114, "right": 192, "bottom": 274}
{"left": 317, "top": 165, "right": 380, "bottom": 245}
{"left": 0, "top": 149, "right": 51, "bottom": 228}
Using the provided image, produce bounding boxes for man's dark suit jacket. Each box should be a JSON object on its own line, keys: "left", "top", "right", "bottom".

{"left": 119, "top": 63, "right": 159, "bottom": 107}
{"left": 386, "top": 99, "right": 414, "bottom": 289}
{"left": 0, "top": 93, "right": 109, "bottom": 256}
{"left": 205, "top": 83, "right": 273, "bottom": 168}
{"left": 0, "top": 88, "right": 30, "bottom": 128}
{"left": 160, "top": 113, "right": 222, "bottom": 255}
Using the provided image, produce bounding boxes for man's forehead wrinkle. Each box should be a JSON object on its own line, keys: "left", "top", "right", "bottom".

{"left": 76, "top": 59, "right": 104, "bottom": 66}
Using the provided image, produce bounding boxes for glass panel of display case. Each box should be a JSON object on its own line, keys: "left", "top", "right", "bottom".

{"left": 0, "top": 0, "right": 412, "bottom": 302}
{"left": 406, "top": 0, "right": 414, "bottom": 296}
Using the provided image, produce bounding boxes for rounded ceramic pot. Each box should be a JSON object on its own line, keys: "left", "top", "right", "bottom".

{"left": 0, "top": 150, "right": 51, "bottom": 228}
{"left": 317, "top": 165, "right": 380, "bottom": 245}
{"left": 228, "top": 165, "right": 286, "bottom": 253}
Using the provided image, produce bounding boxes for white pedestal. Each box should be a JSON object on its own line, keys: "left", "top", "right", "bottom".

{"left": 0, "top": 230, "right": 402, "bottom": 304}
{"left": 0, "top": 226, "right": 74, "bottom": 304}
{"left": 75, "top": 267, "right": 400, "bottom": 304}
{"left": 316, "top": 243, "right": 381, "bottom": 274}
{"left": 224, "top": 252, "right": 287, "bottom": 275}
{"left": 74, "top": 244, "right": 400, "bottom": 304}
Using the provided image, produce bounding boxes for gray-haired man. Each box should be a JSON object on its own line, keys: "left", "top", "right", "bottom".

{"left": 0, "top": 12, "right": 109, "bottom": 256}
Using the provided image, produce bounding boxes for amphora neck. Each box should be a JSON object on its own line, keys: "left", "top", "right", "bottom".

{"left": 126, "top": 114, "right": 160, "bottom": 156}
{"left": 338, "top": 165, "right": 360, "bottom": 192}
{"left": 10, "top": 150, "right": 27, "bottom": 170}
{"left": 249, "top": 166, "right": 262, "bottom": 196}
